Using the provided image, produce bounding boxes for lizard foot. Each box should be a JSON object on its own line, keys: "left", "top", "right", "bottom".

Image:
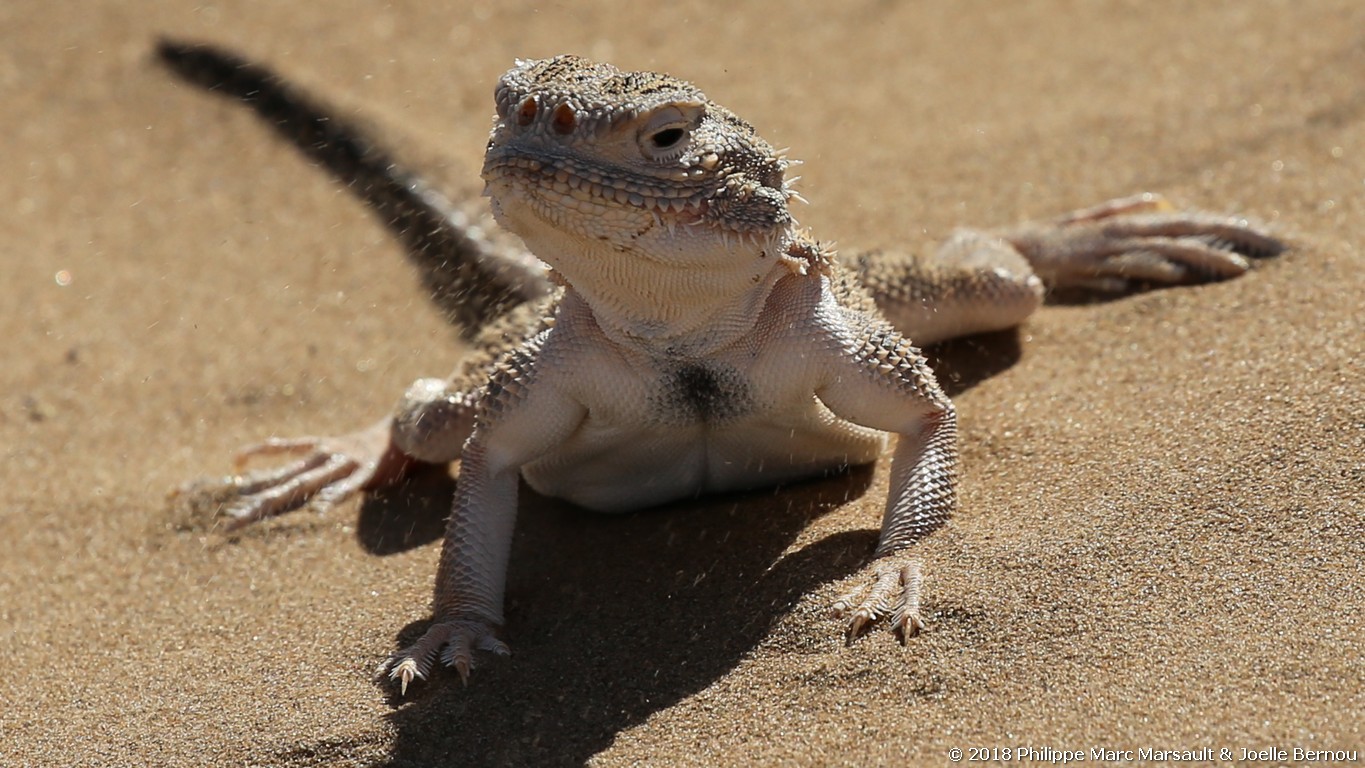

{"left": 173, "top": 420, "right": 405, "bottom": 530}
{"left": 1008, "top": 193, "right": 1286, "bottom": 292}
{"left": 833, "top": 553, "right": 925, "bottom": 643}
{"left": 377, "top": 617, "right": 510, "bottom": 694}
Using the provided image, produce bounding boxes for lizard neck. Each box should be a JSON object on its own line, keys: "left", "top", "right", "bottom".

{"left": 554, "top": 240, "right": 794, "bottom": 356}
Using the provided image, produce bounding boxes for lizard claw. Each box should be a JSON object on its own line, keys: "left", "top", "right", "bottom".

{"left": 388, "top": 657, "right": 422, "bottom": 696}
{"left": 378, "top": 617, "right": 510, "bottom": 694}
{"left": 1007, "top": 193, "right": 1286, "bottom": 292}
{"left": 172, "top": 421, "right": 400, "bottom": 529}
{"left": 834, "top": 554, "right": 925, "bottom": 643}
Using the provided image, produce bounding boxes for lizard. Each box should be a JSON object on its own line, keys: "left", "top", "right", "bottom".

{"left": 158, "top": 42, "right": 1284, "bottom": 694}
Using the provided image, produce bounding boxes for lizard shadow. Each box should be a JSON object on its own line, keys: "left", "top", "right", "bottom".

{"left": 922, "top": 328, "right": 1024, "bottom": 398}
{"left": 338, "top": 330, "right": 1021, "bottom": 765}
{"left": 347, "top": 465, "right": 877, "bottom": 767}
{"left": 355, "top": 465, "right": 458, "bottom": 555}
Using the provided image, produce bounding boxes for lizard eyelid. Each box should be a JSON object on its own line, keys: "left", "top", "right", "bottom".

{"left": 637, "top": 103, "right": 702, "bottom": 161}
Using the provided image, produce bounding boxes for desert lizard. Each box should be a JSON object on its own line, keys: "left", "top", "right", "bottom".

{"left": 160, "top": 43, "right": 1283, "bottom": 694}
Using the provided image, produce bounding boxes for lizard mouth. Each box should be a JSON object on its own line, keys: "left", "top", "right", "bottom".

{"left": 483, "top": 153, "right": 796, "bottom": 252}
{"left": 482, "top": 153, "right": 715, "bottom": 225}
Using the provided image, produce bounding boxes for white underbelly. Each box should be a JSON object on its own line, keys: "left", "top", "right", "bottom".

{"left": 521, "top": 417, "right": 887, "bottom": 512}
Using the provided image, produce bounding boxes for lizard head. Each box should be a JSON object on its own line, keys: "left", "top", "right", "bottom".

{"left": 482, "top": 56, "right": 800, "bottom": 271}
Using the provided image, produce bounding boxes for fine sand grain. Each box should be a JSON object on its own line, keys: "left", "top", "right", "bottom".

{"left": 1, "top": 2, "right": 1361, "bottom": 766}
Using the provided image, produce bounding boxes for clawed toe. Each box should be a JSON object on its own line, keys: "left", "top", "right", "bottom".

{"left": 378, "top": 656, "right": 428, "bottom": 696}
{"left": 234, "top": 436, "right": 329, "bottom": 467}
{"left": 1010, "top": 195, "right": 1286, "bottom": 292}
{"left": 378, "top": 618, "right": 510, "bottom": 695}
{"left": 1089, "top": 217, "right": 1283, "bottom": 287}
{"left": 1055, "top": 192, "right": 1175, "bottom": 224}
{"left": 172, "top": 423, "right": 402, "bottom": 531}
{"left": 1099, "top": 212, "right": 1286, "bottom": 262}
{"left": 834, "top": 556, "right": 925, "bottom": 644}
{"left": 219, "top": 452, "right": 361, "bottom": 528}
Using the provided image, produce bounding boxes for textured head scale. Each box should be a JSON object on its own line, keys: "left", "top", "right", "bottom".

{"left": 482, "top": 55, "right": 797, "bottom": 252}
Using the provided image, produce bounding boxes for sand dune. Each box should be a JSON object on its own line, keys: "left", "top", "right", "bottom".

{"left": 1, "top": 3, "right": 1360, "bottom": 765}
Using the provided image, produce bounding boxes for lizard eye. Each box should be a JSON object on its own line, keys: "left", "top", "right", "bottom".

{"left": 650, "top": 128, "right": 686, "bottom": 149}
{"left": 638, "top": 103, "right": 702, "bottom": 162}
{"left": 640, "top": 123, "right": 691, "bottom": 162}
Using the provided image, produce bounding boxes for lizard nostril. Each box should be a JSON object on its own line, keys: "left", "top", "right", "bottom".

{"left": 516, "top": 97, "right": 538, "bottom": 127}
{"left": 552, "top": 103, "right": 577, "bottom": 135}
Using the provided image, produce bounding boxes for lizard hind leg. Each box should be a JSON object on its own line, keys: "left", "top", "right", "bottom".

{"left": 1003, "top": 193, "right": 1286, "bottom": 292}
{"left": 172, "top": 375, "right": 479, "bottom": 531}
{"left": 857, "top": 230, "right": 1046, "bottom": 346}
{"left": 172, "top": 420, "right": 406, "bottom": 531}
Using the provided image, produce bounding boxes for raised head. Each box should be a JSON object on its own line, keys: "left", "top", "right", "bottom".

{"left": 481, "top": 56, "right": 800, "bottom": 265}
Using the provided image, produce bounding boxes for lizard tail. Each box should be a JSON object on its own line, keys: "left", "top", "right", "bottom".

{"left": 155, "top": 39, "right": 551, "bottom": 338}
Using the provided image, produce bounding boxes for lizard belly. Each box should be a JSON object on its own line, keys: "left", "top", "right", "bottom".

{"left": 520, "top": 408, "right": 887, "bottom": 513}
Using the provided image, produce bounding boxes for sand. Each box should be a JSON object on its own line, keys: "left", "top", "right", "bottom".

{"left": 1, "top": 2, "right": 1361, "bottom": 766}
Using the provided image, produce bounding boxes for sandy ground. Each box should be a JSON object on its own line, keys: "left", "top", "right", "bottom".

{"left": 2, "top": 2, "right": 1361, "bottom": 766}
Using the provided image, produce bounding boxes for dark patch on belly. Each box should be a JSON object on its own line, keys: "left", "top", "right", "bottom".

{"left": 653, "top": 362, "right": 753, "bottom": 424}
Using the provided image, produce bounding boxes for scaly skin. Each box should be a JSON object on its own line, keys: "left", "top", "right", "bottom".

{"left": 160, "top": 45, "right": 1285, "bottom": 693}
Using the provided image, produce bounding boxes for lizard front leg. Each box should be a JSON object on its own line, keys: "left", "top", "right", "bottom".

{"left": 379, "top": 342, "right": 586, "bottom": 693}
{"left": 815, "top": 314, "right": 958, "bottom": 640}
{"left": 378, "top": 437, "right": 519, "bottom": 693}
